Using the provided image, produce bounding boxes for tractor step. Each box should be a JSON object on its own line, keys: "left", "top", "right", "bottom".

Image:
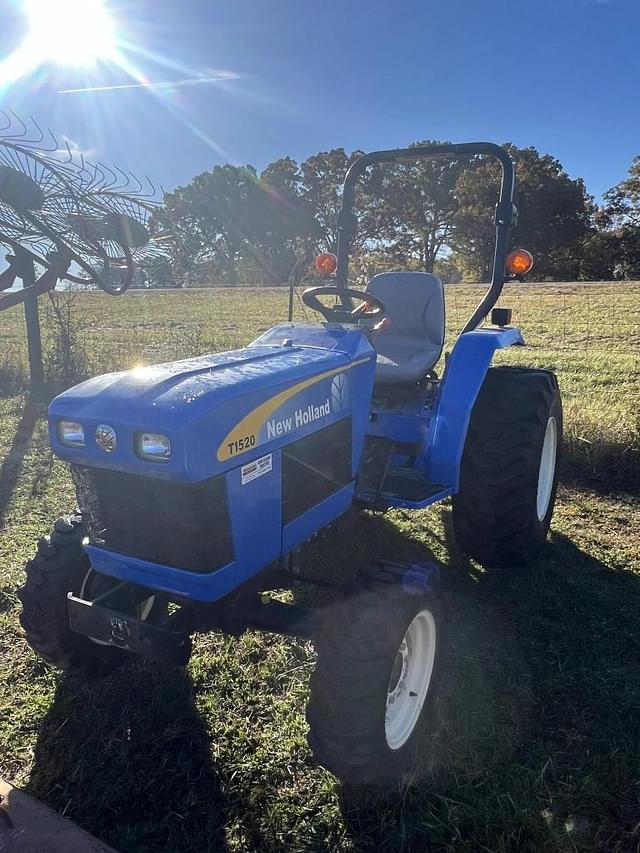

{"left": 380, "top": 467, "right": 450, "bottom": 506}
{"left": 357, "top": 435, "right": 393, "bottom": 495}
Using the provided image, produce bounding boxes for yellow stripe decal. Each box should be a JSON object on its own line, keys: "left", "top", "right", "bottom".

{"left": 217, "top": 356, "right": 371, "bottom": 461}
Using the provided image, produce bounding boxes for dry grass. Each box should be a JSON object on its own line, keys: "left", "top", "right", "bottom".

{"left": 2, "top": 280, "right": 638, "bottom": 487}
{"left": 0, "top": 282, "right": 639, "bottom": 852}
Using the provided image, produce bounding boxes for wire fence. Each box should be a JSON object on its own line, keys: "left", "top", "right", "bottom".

{"left": 447, "top": 281, "right": 640, "bottom": 354}
{"left": 1, "top": 281, "right": 639, "bottom": 392}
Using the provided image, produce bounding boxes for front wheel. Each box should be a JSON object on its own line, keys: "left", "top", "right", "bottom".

{"left": 306, "top": 563, "right": 445, "bottom": 786}
{"left": 452, "top": 366, "right": 563, "bottom": 568}
{"left": 18, "top": 516, "right": 127, "bottom": 674}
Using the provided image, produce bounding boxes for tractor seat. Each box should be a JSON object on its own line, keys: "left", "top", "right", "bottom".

{"left": 366, "top": 272, "right": 445, "bottom": 385}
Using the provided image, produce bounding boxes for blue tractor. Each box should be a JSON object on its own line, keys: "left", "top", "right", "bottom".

{"left": 19, "top": 143, "right": 562, "bottom": 785}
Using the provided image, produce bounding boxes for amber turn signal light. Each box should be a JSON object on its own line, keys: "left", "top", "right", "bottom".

{"left": 315, "top": 252, "right": 338, "bottom": 275}
{"left": 505, "top": 248, "right": 534, "bottom": 276}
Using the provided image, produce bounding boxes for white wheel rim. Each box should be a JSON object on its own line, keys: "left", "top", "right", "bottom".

{"left": 536, "top": 416, "right": 558, "bottom": 522}
{"left": 385, "top": 609, "right": 437, "bottom": 751}
{"left": 79, "top": 569, "right": 155, "bottom": 647}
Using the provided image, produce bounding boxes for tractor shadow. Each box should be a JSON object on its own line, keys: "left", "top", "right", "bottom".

{"left": 296, "top": 506, "right": 450, "bottom": 605}
{"left": 336, "top": 509, "right": 640, "bottom": 852}
{"left": 0, "top": 397, "right": 40, "bottom": 530}
{"left": 26, "top": 663, "right": 228, "bottom": 853}
{"left": 22, "top": 508, "right": 640, "bottom": 852}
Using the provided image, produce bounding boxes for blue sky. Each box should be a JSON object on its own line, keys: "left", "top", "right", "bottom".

{"left": 1, "top": 0, "right": 639, "bottom": 200}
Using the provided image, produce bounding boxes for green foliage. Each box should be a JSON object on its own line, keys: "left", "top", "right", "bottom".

{"left": 136, "top": 257, "right": 179, "bottom": 288}
{"left": 452, "top": 144, "right": 593, "bottom": 280}
{"left": 603, "top": 154, "right": 640, "bottom": 227}
{"left": 367, "top": 141, "right": 464, "bottom": 273}
{"left": 610, "top": 228, "right": 640, "bottom": 279}
{"left": 433, "top": 255, "right": 462, "bottom": 283}
{"left": 590, "top": 156, "right": 640, "bottom": 280}
{"left": 577, "top": 230, "right": 621, "bottom": 280}
{"left": 299, "top": 148, "right": 365, "bottom": 253}
{"left": 155, "top": 142, "right": 640, "bottom": 284}
{"left": 161, "top": 158, "right": 324, "bottom": 285}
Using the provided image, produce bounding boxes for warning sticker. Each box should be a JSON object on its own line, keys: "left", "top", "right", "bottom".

{"left": 241, "top": 453, "right": 273, "bottom": 485}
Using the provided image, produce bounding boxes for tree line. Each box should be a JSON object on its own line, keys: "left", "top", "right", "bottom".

{"left": 145, "top": 141, "right": 640, "bottom": 286}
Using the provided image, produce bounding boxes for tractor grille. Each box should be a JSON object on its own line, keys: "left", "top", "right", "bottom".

{"left": 283, "top": 417, "right": 352, "bottom": 524}
{"left": 71, "top": 465, "right": 234, "bottom": 574}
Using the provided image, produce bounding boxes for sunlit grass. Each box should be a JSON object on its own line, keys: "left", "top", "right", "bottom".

{"left": 2, "top": 281, "right": 638, "bottom": 487}
{"left": 0, "top": 283, "right": 639, "bottom": 851}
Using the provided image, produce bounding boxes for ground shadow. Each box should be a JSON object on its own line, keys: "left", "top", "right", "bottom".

{"left": 561, "top": 438, "right": 639, "bottom": 496}
{"left": 297, "top": 506, "right": 451, "bottom": 600}
{"left": 20, "top": 505, "right": 640, "bottom": 852}
{"left": 26, "top": 662, "right": 228, "bottom": 853}
{"left": 0, "top": 398, "right": 40, "bottom": 529}
{"left": 22, "top": 508, "right": 446, "bottom": 853}
{"left": 336, "top": 510, "right": 640, "bottom": 852}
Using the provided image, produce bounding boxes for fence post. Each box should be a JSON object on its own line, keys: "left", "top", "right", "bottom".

{"left": 21, "top": 261, "right": 45, "bottom": 389}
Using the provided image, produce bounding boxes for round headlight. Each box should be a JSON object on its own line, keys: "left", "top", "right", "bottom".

{"left": 136, "top": 432, "right": 171, "bottom": 462}
{"left": 58, "top": 420, "right": 85, "bottom": 447}
{"left": 95, "top": 424, "right": 117, "bottom": 453}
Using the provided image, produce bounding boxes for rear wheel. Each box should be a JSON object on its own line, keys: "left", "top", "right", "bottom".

{"left": 307, "top": 563, "right": 445, "bottom": 786}
{"left": 18, "top": 516, "right": 126, "bottom": 674}
{"left": 452, "top": 366, "right": 562, "bottom": 567}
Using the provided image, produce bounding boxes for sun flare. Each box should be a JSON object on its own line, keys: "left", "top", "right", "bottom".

{"left": 23, "top": 0, "right": 118, "bottom": 67}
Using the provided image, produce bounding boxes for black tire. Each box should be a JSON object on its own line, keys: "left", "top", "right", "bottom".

{"left": 18, "top": 516, "right": 126, "bottom": 675}
{"left": 307, "top": 562, "right": 445, "bottom": 786}
{"left": 452, "top": 366, "right": 562, "bottom": 568}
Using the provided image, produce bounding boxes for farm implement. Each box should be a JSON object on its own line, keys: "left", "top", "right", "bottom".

{"left": 18, "top": 141, "right": 562, "bottom": 785}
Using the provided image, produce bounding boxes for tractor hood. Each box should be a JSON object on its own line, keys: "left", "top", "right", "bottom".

{"left": 49, "top": 323, "right": 376, "bottom": 482}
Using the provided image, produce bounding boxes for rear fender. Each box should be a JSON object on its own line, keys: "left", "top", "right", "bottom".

{"left": 425, "top": 327, "right": 524, "bottom": 491}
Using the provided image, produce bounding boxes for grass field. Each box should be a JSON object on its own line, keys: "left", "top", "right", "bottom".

{"left": 0, "top": 283, "right": 639, "bottom": 852}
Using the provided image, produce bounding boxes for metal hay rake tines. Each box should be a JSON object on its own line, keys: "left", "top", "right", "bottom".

{"left": 62, "top": 192, "right": 172, "bottom": 295}
{"left": 50, "top": 145, "right": 168, "bottom": 261}
{"left": 0, "top": 112, "right": 168, "bottom": 304}
{"left": 68, "top": 186, "right": 169, "bottom": 257}
{"left": 0, "top": 114, "right": 89, "bottom": 236}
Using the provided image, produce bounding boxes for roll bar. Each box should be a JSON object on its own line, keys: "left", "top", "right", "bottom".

{"left": 335, "top": 142, "right": 517, "bottom": 334}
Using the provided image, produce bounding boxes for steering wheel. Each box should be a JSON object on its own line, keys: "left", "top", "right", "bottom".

{"left": 302, "top": 286, "right": 385, "bottom": 323}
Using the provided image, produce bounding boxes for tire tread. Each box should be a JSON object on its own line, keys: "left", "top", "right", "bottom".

{"left": 452, "top": 366, "right": 562, "bottom": 567}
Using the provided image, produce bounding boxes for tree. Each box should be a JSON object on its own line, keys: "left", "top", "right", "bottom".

{"left": 372, "top": 141, "right": 465, "bottom": 273}
{"left": 140, "top": 257, "right": 179, "bottom": 288}
{"left": 155, "top": 141, "right": 605, "bottom": 286}
{"left": 576, "top": 229, "right": 616, "bottom": 280}
{"left": 257, "top": 157, "right": 322, "bottom": 282}
{"left": 299, "top": 148, "right": 366, "bottom": 253}
{"left": 452, "top": 145, "right": 593, "bottom": 280}
{"left": 433, "top": 255, "right": 462, "bottom": 284}
{"left": 603, "top": 155, "right": 640, "bottom": 227}
{"left": 591, "top": 156, "right": 640, "bottom": 280}
{"left": 160, "top": 166, "right": 245, "bottom": 283}
{"left": 579, "top": 226, "right": 640, "bottom": 280}
{"left": 610, "top": 228, "right": 640, "bottom": 279}
{"left": 159, "top": 162, "right": 320, "bottom": 284}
